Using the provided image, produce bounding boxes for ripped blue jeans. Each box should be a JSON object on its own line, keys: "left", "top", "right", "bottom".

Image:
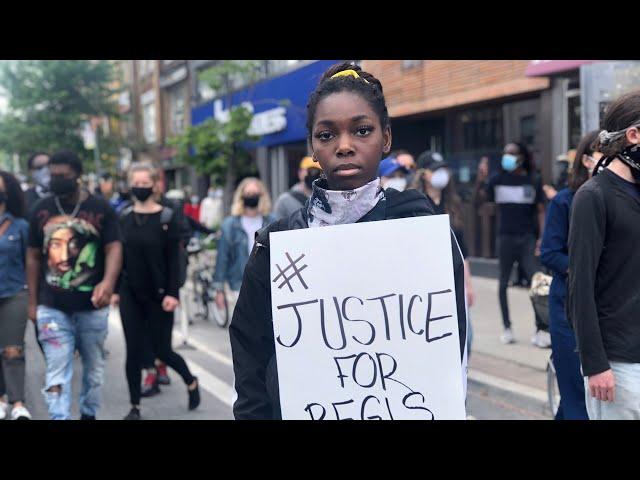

{"left": 36, "top": 306, "right": 109, "bottom": 420}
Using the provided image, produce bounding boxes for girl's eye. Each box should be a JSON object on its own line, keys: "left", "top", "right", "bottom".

{"left": 315, "top": 131, "right": 334, "bottom": 141}
{"left": 355, "top": 126, "right": 373, "bottom": 136}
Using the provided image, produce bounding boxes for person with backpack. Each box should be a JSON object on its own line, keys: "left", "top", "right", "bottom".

{"left": 117, "top": 162, "right": 200, "bottom": 420}
{"left": 273, "top": 157, "right": 323, "bottom": 220}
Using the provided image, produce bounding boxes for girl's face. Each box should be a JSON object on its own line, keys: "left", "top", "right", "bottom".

{"left": 242, "top": 181, "right": 262, "bottom": 198}
{"left": 130, "top": 170, "right": 155, "bottom": 189}
{"left": 311, "top": 91, "right": 391, "bottom": 190}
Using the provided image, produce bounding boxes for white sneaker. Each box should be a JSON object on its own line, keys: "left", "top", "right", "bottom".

{"left": 0, "top": 400, "right": 8, "bottom": 420}
{"left": 500, "top": 328, "right": 516, "bottom": 344}
{"left": 531, "top": 330, "right": 552, "bottom": 349}
{"left": 10, "top": 405, "right": 32, "bottom": 420}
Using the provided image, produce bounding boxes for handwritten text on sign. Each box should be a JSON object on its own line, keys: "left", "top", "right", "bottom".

{"left": 270, "top": 215, "right": 465, "bottom": 420}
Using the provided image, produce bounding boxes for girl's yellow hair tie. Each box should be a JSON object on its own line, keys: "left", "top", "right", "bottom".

{"left": 330, "top": 69, "right": 370, "bottom": 84}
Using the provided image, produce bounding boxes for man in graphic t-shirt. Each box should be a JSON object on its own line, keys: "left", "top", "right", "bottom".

{"left": 26, "top": 150, "right": 122, "bottom": 420}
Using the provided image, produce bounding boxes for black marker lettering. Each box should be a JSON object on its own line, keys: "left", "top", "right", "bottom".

{"left": 333, "top": 354, "right": 357, "bottom": 388}
{"left": 375, "top": 352, "right": 414, "bottom": 393}
{"left": 342, "top": 296, "right": 375, "bottom": 345}
{"left": 384, "top": 396, "right": 395, "bottom": 420}
{"left": 332, "top": 400, "right": 355, "bottom": 420}
{"left": 366, "top": 294, "right": 396, "bottom": 341}
{"left": 319, "top": 298, "right": 347, "bottom": 350}
{"left": 304, "top": 403, "right": 326, "bottom": 420}
{"left": 275, "top": 300, "right": 318, "bottom": 347}
{"left": 398, "top": 294, "right": 406, "bottom": 340}
{"left": 352, "top": 352, "right": 377, "bottom": 389}
{"left": 426, "top": 290, "right": 453, "bottom": 343}
{"left": 361, "top": 395, "right": 383, "bottom": 420}
{"left": 407, "top": 295, "right": 424, "bottom": 335}
{"left": 402, "top": 391, "right": 435, "bottom": 420}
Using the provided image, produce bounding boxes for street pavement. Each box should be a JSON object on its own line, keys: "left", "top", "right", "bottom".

{"left": 17, "top": 273, "right": 553, "bottom": 421}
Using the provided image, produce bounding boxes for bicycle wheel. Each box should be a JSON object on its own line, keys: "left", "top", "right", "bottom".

{"left": 186, "top": 270, "right": 207, "bottom": 322}
{"left": 546, "top": 356, "right": 560, "bottom": 418}
{"left": 209, "top": 288, "right": 229, "bottom": 328}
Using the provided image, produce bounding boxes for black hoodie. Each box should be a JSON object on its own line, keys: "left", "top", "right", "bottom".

{"left": 229, "top": 188, "right": 467, "bottom": 420}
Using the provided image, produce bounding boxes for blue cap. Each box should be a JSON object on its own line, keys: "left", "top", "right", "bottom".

{"left": 379, "top": 156, "right": 408, "bottom": 177}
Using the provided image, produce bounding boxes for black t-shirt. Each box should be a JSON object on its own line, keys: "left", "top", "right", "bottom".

{"left": 119, "top": 209, "right": 181, "bottom": 300}
{"left": 28, "top": 192, "right": 121, "bottom": 313}
{"left": 486, "top": 172, "right": 544, "bottom": 236}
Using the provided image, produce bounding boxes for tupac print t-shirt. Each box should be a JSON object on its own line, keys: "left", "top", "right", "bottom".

{"left": 28, "top": 192, "right": 121, "bottom": 313}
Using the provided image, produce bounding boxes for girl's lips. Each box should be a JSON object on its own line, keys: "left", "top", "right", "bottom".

{"left": 333, "top": 163, "right": 362, "bottom": 177}
{"left": 334, "top": 168, "right": 361, "bottom": 177}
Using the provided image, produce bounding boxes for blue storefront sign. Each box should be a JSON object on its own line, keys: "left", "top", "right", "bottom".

{"left": 191, "top": 60, "right": 341, "bottom": 148}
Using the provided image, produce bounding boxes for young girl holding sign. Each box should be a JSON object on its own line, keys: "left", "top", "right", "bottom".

{"left": 229, "top": 63, "right": 468, "bottom": 420}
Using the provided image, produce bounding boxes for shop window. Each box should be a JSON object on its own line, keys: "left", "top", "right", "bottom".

{"left": 142, "top": 102, "right": 156, "bottom": 144}
{"left": 167, "top": 86, "right": 186, "bottom": 136}
{"left": 402, "top": 60, "right": 423, "bottom": 70}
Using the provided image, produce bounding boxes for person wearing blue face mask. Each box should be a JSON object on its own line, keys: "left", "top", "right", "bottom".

{"left": 477, "top": 142, "right": 547, "bottom": 347}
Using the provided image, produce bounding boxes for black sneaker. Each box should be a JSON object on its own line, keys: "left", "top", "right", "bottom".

{"left": 80, "top": 414, "right": 96, "bottom": 420}
{"left": 188, "top": 377, "right": 200, "bottom": 411}
{"left": 123, "top": 407, "right": 141, "bottom": 420}
{"left": 141, "top": 373, "right": 161, "bottom": 398}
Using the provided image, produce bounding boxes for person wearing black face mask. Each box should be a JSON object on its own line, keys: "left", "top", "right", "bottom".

{"left": 212, "top": 177, "right": 275, "bottom": 316}
{"left": 273, "top": 156, "right": 323, "bottom": 220}
{"left": 116, "top": 162, "right": 200, "bottom": 420}
{"left": 568, "top": 90, "right": 640, "bottom": 420}
{"left": 26, "top": 150, "right": 122, "bottom": 420}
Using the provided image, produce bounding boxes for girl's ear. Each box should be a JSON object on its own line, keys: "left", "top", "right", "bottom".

{"left": 626, "top": 126, "right": 640, "bottom": 145}
{"left": 382, "top": 126, "right": 392, "bottom": 154}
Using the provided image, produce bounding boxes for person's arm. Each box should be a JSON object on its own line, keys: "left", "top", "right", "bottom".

{"left": 165, "top": 215, "right": 181, "bottom": 301}
{"left": 26, "top": 247, "right": 40, "bottom": 322}
{"left": 91, "top": 203, "right": 123, "bottom": 308}
{"left": 463, "top": 260, "right": 474, "bottom": 308}
{"left": 540, "top": 196, "right": 569, "bottom": 275}
{"left": 26, "top": 214, "right": 42, "bottom": 322}
{"left": 568, "top": 186, "right": 609, "bottom": 376}
{"left": 212, "top": 218, "right": 231, "bottom": 292}
{"left": 229, "top": 237, "right": 276, "bottom": 419}
{"left": 92, "top": 241, "right": 122, "bottom": 308}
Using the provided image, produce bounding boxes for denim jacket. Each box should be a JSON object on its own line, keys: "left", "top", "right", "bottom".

{"left": 213, "top": 214, "right": 275, "bottom": 292}
{"left": 0, "top": 213, "right": 28, "bottom": 298}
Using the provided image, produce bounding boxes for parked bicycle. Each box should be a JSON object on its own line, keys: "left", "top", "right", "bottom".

{"left": 183, "top": 233, "right": 230, "bottom": 328}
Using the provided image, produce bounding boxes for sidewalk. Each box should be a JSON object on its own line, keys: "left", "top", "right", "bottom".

{"left": 467, "top": 276, "right": 553, "bottom": 416}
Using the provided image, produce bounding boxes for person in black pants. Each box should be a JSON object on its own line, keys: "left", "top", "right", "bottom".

{"left": 477, "top": 142, "right": 548, "bottom": 347}
{"left": 117, "top": 162, "right": 200, "bottom": 420}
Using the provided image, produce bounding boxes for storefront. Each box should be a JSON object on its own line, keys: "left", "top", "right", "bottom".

{"left": 191, "top": 60, "right": 340, "bottom": 199}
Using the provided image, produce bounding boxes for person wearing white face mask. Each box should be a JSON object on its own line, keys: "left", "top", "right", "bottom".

{"left": 378, "top": 156, "right": 409, "bottom": 191}
{"left": 412, "top": 151, "right": 475, "bottom": 358}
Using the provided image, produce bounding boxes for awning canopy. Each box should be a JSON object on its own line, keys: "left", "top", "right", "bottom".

{"left": 525, "top": 60, "right": 597, "bottom": 77}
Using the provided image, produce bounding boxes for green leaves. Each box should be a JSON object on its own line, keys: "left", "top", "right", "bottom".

{"left": 170, "top": 61, "right": 265, "bottom": 187}
{"left": 0, "top": 60, "right": 120, "bottom": 169}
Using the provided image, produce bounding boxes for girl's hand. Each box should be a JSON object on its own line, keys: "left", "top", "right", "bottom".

{"left": 162, "top": 295, "right": 179, "bottom": 312}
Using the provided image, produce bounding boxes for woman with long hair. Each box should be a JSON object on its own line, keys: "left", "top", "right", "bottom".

{"left": 0, "top": 170, "right": 32, "bottom": 420}
{"left": 212, "top": 177, "right": 275, "bottom": 314}
{"left": 540, "top": 130, "right": 601, "bottom": 420}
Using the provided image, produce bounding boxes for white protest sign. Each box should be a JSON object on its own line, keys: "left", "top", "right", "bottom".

{"left": 269, "top": 215, "right": 466, "bottom": 420}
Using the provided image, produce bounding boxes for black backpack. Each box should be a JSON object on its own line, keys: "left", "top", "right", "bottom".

{"left": 120, "top": 206, "right": 188, "bottom": 289}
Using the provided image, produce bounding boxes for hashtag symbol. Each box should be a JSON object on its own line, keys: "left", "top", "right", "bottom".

{"left": 273, "top": 252, "right": 309, "bottom": 292}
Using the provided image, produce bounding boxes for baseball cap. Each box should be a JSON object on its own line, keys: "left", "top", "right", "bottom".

{"left": 299, "top": 156, "right": 321, "bottom": 170}
{"left": 417, "top": 151, "right": 448, "bottom": 171}
{"left": 379, "top": 156, "right": 409, "bottom": 177}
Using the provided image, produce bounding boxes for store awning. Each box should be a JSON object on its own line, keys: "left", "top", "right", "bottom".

{"left": 525, "top": 60, "right": 597, "bottom": 77}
